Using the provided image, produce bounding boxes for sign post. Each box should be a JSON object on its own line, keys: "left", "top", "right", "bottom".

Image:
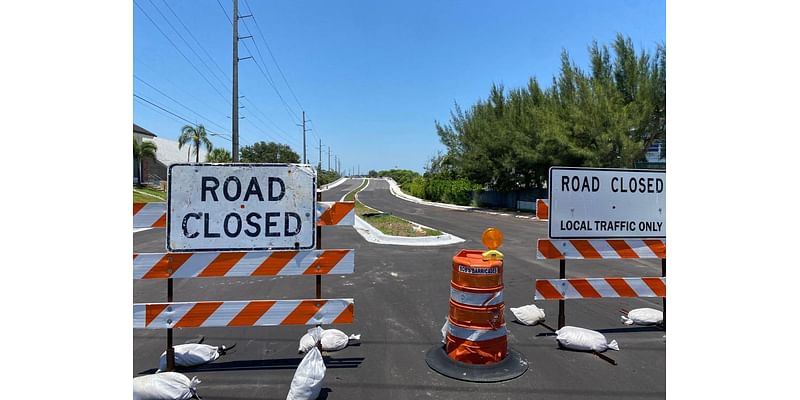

{"left": 167, "top": 164, "right": 317, "bottom": 252}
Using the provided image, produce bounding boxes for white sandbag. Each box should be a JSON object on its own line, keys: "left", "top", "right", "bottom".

{"left": 133, "top": 372, "right": 200, "bottom": 400}
{"left": 510, "top": 304, "right": 546, "bottom": 325}
{"left": 555, "top": 326, "right": 619, "bottom": 352}
{"left": 298, "top": 329, "right": 361, "bottom": 353}
{"left": 287, "top": 327, "right": 326, "bottom": 400}
{"left": 298, "top": 333, "right": 317, "bottom": 353}
{"left": 620, "top": 308, "right": 663, "bottom": 325}
{"left": 158, "top": 343, "right": 220, "bottom": 372}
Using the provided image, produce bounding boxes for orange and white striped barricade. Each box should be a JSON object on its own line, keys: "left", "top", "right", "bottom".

{"left": 133, "top": 249, "right": 354, "bottom": 279}
{"left": 134, "top": 299, "right": 354, "bottom": 329}
{"left": 536, "top": 199, "right": 549, "bottom": 220}
{"left": 426, "top": 249, "right": 527, "bottom": 382}
{"left": 536, "top": 239, "right": 666, "bottom": 328}
{"left": 535, "top": 277, "right": 666, "bottom": 300}
{"left": 133, "top": 194, "right": 359, "bottom": 370}
{"left": 133, "top": 201, "right": 356, "bottom": 229}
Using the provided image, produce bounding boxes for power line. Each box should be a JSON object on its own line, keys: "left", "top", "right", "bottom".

{"left": 242, "top": 0, "right": 304, "bottom": 111}
{"left": 134, "top": 75, "right": 229, "bottom": 133}
{"left": 158, "top": 0, "right": 230, "bottom": 84}
{"left": 145, "top": 0, "right": 230, "bottom": 92}
{"left": 215, "top": 0, "right": 301, "bottom": 135}
{"left": 134, "top": 0, "right": 230, "bottom": 106}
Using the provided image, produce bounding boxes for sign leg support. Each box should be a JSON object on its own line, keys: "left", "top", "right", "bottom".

{"left": 662, "top": 258, "right": 666, "bottom": 329}
{"left": 166, "top": 276, "right": 175, "bottom": 371}
{"left": 558, "top": 259, "right": 566, "bottom": 329}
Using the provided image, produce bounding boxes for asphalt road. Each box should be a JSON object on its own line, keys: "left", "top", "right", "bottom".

{"left": 133, "top": 178, "right": 665, "bottom": 399}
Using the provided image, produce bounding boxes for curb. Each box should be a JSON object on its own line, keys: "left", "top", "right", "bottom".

{"left": 383, "top": 178, "right": 541, "bottom": 221}
{"left": 345, "top": 179, "right": 465, "bottom": 246}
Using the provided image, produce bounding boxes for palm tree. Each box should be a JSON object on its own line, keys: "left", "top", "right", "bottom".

{"left": 178, "top": 124, "right": 213, "bottom": 163}
{"left": 133, "top": 137, "right": 158, "bottom": 185}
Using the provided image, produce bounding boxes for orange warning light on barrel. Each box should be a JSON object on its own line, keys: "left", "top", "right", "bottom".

{"left": 482, "top": 228, "right": 504, "bottom": 261}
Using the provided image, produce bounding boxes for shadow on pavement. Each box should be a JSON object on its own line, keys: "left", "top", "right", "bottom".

{"left": 136, "top": 356, "right": 364, "bottom": 375}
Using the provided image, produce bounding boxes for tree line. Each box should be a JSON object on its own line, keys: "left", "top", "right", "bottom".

{"left": 134, "top": 124, "right": 340, "bottom": 186}
{"left": 430, "top": 34, "right": 665, "bottom": 192}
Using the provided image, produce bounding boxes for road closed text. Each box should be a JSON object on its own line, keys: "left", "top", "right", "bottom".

{"left": 178, "top": 176, "right": 301, "bottom": 239}
{"left": 561, "top": 175, "right": 664, "bottom": 193}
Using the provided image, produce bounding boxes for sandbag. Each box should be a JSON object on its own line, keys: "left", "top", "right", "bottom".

{"left": 298, "top": 328, "right": 360, "bottom": 353}
{"left": 555, "top": 326, "right": 619, "bottom": 352}
{"left": 440, "top": 318, "right": 448, "bottom": 343}
{"left": 510, "top": 304, "right": 546, "bottom": 325}
{"left": 133, "top": 372, "right": 200, "bottom": 400}
{"left": 287, "top": 327, "right": 326, "bottom": 400}
{"left": 621, "top": 308, "right": 663, "bottom": 325}
{"left": 158, "top": 344, "right": 221, "bottom": 372}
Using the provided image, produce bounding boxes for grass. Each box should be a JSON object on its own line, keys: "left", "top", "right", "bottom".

{"left": 344, "top": 179, "right": 443, "bottom": 237}
{"left": 133, "top": 186, "right": 167, "bottom": 202}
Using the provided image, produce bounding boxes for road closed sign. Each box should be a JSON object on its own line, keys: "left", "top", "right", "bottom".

{"left": 167, "top": 164, "right": 316, "bottom": 252}
{"left": 548, "top": 167, "right": 665, "bottom": 239}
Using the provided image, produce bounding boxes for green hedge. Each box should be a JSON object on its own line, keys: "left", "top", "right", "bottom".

{"left": 408, "top": 177, "right": 480, "bottom": 206}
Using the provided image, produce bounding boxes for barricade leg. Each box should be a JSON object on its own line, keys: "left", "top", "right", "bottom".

{"left": 662, "top": 258, "right": 666, "bottom": 328}
{"left": 558, "top": 259, "right": 566, "bottom": 329}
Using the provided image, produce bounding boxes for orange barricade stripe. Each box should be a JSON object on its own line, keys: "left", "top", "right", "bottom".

{"left": 227, "top": 300, "right": 276, "bottom": 327}
{"left": 133, "top": 203, "right": 146, "bottom": 215}
{"left": 146, "top": 304, "right": 168, "bottom": 327}
{"left": 253, "top": 251, "right": 298, "bottom": 276}
{"left": 571, "top": 278, "right": 603, "bottom": 298}
{"left": 642, "top": 277, "right": 667, "bottom": 297}
{"left": 152, "top": 214, "right": 167, "bottom": 228}
{"left": 332, "top": 303, "right": 355, "bottom": 324}
{"left": 571, "top": 240, "right": 603, "bottom": 259}
{"left": 199, "top": 252, "right": 246, "bottom": 277}
{"left": 304, "top": 250, "right": 349, "bottom": 275}
{"left": 535, "top": 280, "right": 564, "bottom": 299}
{"left": 644, "top": 240, "right": 667, "bottom": 258}
{"left": 174, "top": 302, "right": 224, "bottom": 328}
{"left": 318, "top": 202, "right": 355, "bottom": 226}
{"left": 282, "top": 300, "right": 325, "bottom": 325}
{"left": 605, "top": 278, "right": 638, "bottom": 297}
{"left": 141, "top": 253, "right": 193, "bottom": 279}
{"left": 607, "top": 240, "right": 639, "bottom": 258}
{"left": 537, "top": 240, "right": 564, "bottom": 259}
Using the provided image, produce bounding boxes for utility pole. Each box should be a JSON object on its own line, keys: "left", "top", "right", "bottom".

{"left": 327, "top": 146, "right": 331, "bottom": 171}
{"left": 231, "top": 0, "right": 239, "bottom": 161}
{"left": 318, "top": 138, "right": 322, "bottom": 170}
{"left": 297, "top": 111, "right": 310, "bottom": 164}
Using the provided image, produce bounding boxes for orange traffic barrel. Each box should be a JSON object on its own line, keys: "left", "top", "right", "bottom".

{"left": 445, "top": 249, "right": 507, "bottom": 365}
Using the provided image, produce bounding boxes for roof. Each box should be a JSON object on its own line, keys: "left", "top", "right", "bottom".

{"left": 133, "top": 123, "right": 157, "bottom": 137}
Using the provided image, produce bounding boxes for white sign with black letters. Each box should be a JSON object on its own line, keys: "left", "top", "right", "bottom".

{"left": 167, "top": 164, "right": 316, "bottom": 252}
{"left": 548, "top": 167, "right": 665, "bottom": 239}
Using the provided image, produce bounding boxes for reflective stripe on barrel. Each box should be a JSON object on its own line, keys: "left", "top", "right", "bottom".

{"left": 449, "top": 285, "right": 504, "bottom": 307}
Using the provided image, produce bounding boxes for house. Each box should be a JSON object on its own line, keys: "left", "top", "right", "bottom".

{"left": 133, "top": 123, "right": 156, "bottom": 184}
{"left": 134, "top": 123, "right": 209, "bottom": 185}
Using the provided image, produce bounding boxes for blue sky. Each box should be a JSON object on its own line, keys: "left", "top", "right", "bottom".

{"left": 134, "top": 0, "right": 665, "bottom": 173}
